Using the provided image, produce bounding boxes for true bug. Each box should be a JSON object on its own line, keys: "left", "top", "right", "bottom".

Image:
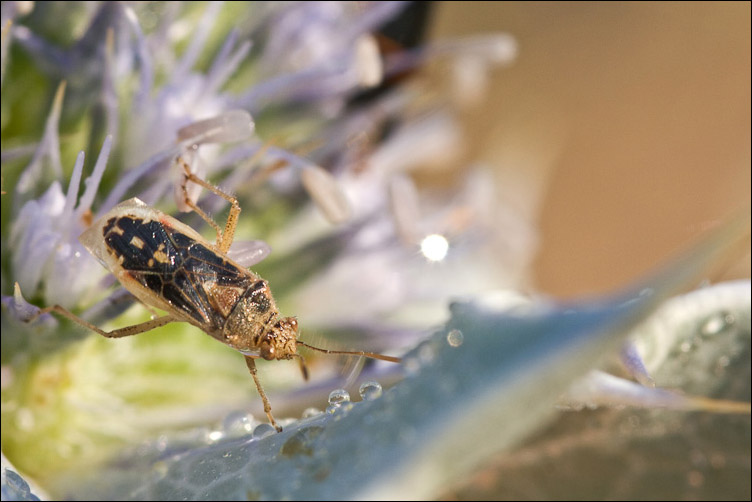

{"left": 25, "top": 157, "right": 401, "bottom": 431}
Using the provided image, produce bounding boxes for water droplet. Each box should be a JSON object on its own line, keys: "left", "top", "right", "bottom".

{"left": 359, "top": 381, "right": 383, "bottom": 401}
{"left": 680, "top": 341, "right": 693, "bottom": 353}
{"left": 252, "top": 423, "right": 276, "bottom": 439}
{"left": 207, "top": 429, "right": 225, "bottom": 442}
{"left": 446, "top": 329, "right": 464, "bottom": 347}
{"left": 302, "top": 407, "right": 323, "bottom": 418}
{"left": 222, "top": 410, "right": 255, "bottom": 436}
{"left": 328, "top": 389, "right": 350, "bottom": 407}
{"left": 701, "top": 311, "right": 733, "bottom": 336}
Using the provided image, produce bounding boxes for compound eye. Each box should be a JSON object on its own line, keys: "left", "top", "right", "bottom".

{"left": 260, "top": 344, "right": 275, "bottom": 360}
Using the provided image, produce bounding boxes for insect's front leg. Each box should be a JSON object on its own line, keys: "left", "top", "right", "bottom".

{"left": 177, "top": 156, "right": 241, "bottom": 254}
{"left": 244, "top": 356, "right": 282, "bottom": 432}
{"left": 26, "top": 304, "right": 175, "bottom": 339}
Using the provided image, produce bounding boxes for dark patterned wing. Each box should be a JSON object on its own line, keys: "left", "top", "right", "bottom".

{"left": 102, "top": 216, "right": 254, "bottom": 329}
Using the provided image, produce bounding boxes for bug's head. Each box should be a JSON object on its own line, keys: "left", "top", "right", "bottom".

{"left": 259, "top": 317, "right": 299, "bottom": 361}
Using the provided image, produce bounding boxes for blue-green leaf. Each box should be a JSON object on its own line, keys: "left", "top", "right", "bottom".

{"left": 62, "top": 214, "right": 749, "bottom": 500}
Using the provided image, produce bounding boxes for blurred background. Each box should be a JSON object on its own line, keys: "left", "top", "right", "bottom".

{"left": 429, "top": 1, "right": 750, "bottom": 299}
{"left": 0, "top": 3, "right": 749, "bottom": 500}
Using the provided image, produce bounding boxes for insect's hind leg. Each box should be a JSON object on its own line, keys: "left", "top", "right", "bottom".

{"left": 27, "top": 305, "right": 175, "bottom": 338}
{"left": 244, "top": 356, "right": 282, "bottom": 432}
{"left": 177, "top": 156, "right": 241, "bottom": 254}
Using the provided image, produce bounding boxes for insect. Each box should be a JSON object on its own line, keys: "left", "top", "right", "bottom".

{"left": 25, "top": 157, "right": 401, "bottom": 431}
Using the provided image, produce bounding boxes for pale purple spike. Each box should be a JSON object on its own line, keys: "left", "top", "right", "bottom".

{"left": 0, "top": 143, "right": 37, "bottom": 163}
{"left": 81, "top": 287, "right": 135, "bottom": 325}
{"left": 388, "top": 175, "right": 421, "bottom": 246}
{"left": 227, "top": 146, "right": 355, "bottom": 223}
{"left": 1, "top": 1, "right": 34, "bottom": 26}
{"left": 368, "top": 113, "right": 462, "bottom": 175}
{"left": 340, "top": 1, "right": 407, "bottom": 42}
{"left": 203, "top": 29, "right": 252, "bottom": 96}
{"left": 16, "top": 81, "right": 65, "bottom": 196}
{"left": 563, "top": 370, "right": 749, "bottom": 413}
{"left": 251, "top": 53, "right": 375, "bottom": 104}
{"left": 211, "top": 28, "right": 239, "bottom": 75}
{"left": 122, "top": 4, "right": 154, "bottom": 111}
{"left": 177, "top": 110, "right": 255, "bottom": 146}
{"left": 620, "top": 341, "right": 655, "bottom": 387}
{"left": 300, "top": 164, "right": 352, "bottom": 225}
{"left": 312, "top": 91, "right": 407, "bottom": 162}
{"left": 143, "top": 1, "right": 179, "bottom": 69}
{"left": 385, "top": 33, "right": 518, "bottom": 78}
{"left": 138, "top": 173, "right": 174, "bottom": 208}
{"left": 62, "top": 151, "right": 86, "bottom": 224}
{"left": 76, "top": 135, "right": 113, "bottom": 216}
{"left": 171, "top": 1, "right": 223, "bottom": 83}
{"left": 11, "top": 183, "right": 65, "bottom": 296}
{"left": 236, "top": 2, "right": 404, "bottom": 109}
{"left": 260, "top": 2, "right": 343, "bottom": 66}
{"left": 267, "top": 145, "right": 319, "bottom": 171}
{"left": 11, "top": 24, "right": 71, "bottom": 73}
{"left": 101, "top": 147, "right": 178, "bottom": 213}
{"left": 4, "top": 283, "right": 46, "bottom": 323}
{"left": 102, "top": 29, "right": 119, "bottom": 139}
{"left": 235, "top": 66, "right": 327, "bottom": 110}
{"left": 227, "top": 240, "right": 272, "bottom": 268}
{"left": 213, "top": 143, "right": 264, "bottom": 171}
{"left": 562, "top": 371, "right": 678, "bottom": 410}
{"left": 46, "top": 240, "right": 103, "bottom": 310}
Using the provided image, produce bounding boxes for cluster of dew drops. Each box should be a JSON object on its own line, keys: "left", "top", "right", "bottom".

{"left": 138, "top": 380, "right": 389, "bottom": 465}
{"left": 323, "top": 381, "right": 384, "bottom": 416}
{"left": 139, "top": 327, "right": 469, "bottom": 468}
{"left": 325, "top": 328, "right": 465, "bottom": 417}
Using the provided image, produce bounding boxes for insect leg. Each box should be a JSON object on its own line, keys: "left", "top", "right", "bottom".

{"left": 244, "top": 356, "right": 282, "bottom": 432}
{"left": 177, "top": 156, "right": 223, "bottom": 241}
{"left": 177, "top": 156, "right": 241, "bottom": 254}
{"left": 28, "top": 305, "right": 175, "bottom": 338}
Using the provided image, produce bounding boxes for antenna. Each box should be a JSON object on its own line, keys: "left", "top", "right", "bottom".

{"left": 297, "top": 341, "right": 402, "bottom": 364}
